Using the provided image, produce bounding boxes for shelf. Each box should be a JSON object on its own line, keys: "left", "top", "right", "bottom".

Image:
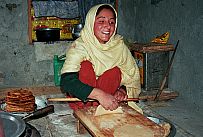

{"left": 129, "top": 43, "right": 174, "bottom": 53}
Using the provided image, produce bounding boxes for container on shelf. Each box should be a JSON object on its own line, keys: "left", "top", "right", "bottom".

{"left": 53, "top": 55, "right": 66, "bottom": 86}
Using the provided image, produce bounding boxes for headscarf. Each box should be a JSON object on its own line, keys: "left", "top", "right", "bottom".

{"left": 61, "top": 4, "right": 142, "bottom": 113}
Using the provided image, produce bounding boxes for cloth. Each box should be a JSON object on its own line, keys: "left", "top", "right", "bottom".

{"left": 68, "top": 60, "right": 121, "bottom": 110}
{"left": 32, "top": 1, "right": 79, "bottom": 18}
{"left": 61, "top": 4, "right": 142, "bottom": 113}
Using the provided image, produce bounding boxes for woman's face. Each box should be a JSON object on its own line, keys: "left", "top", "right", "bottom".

{"left": 94, "top": 8, "right": 116, "bottom": 44}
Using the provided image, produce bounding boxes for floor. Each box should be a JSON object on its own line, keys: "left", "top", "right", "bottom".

{"left": 146, "top": 97, "right": 203, "bottom": 137}
{"left": 2, "top": 90, "right": 201, "bottom": 137}
{"left": 28, "top": 94, "right": 203, "bottom": 137}
{"left": 28, "top": 94, "right": 92, "bottom": 137}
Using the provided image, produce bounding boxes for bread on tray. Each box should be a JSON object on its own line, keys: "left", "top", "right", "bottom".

{"left": 5, "top": 89, "right": 35, "bottom": 112}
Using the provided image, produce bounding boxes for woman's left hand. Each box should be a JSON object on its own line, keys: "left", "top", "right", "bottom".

{"left": 114, "top": 88, "right": 128, "bottom": 102}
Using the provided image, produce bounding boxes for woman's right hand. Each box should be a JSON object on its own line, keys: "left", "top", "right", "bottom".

{"left": 88, "top": 88, "right": 119, "bottom": 111}
{"left": 98, "top": 91, "right": 119, "bottom": 111}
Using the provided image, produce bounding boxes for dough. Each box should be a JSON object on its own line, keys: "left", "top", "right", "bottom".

{"left": 114, "top": 124, "right": 154, "bottom": 137}
{"left": 159, "top": 122, "right": 171, "bottom": 137}
{"left": 94, "top": 105, "right": 123, "bottom": 116}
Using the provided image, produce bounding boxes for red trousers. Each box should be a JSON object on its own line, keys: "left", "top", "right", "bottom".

{"left": 68, "top": 60, "right": 121, "bottom": 110}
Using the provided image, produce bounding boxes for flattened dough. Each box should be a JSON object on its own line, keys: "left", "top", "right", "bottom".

{"left": 94, "top": 105, "right": 123, "bottom": 116}
{"left": 160, "top": 122, "right": 171, "bottom": 137}
{"left": 114, "top": 124, "right": 154, "bottom": 137}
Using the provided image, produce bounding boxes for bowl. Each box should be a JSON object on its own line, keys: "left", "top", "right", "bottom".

{"left": 72, "top": 24, "right": 83, "bottom": 39}
{"left": 35, "top": 97, "right": 47, "bottom": 109}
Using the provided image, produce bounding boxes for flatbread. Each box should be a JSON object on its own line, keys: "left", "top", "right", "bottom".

{"left": 5, "top": 89, "right": 35, "bottom": 112}
{"left": 94, "top": 105, "right": 123, "bottom": 116}
{"left": 160, "top": 122, "right": 171, "bottom": 137}
{"left": 114, "top": 124, "right": 154, "bottom": 137}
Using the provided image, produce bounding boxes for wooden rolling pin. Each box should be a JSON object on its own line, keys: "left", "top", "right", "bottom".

{"left": 47, "top": 97, "right": 146, "bottom": 102}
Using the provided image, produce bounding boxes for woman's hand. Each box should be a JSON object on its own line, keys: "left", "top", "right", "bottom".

{"left": 114, "top": 88, "right": 128, "bottom": 102}
{"left": 88, "top": 88, "right": 119, "bottom": 111}
{"left": 98, "top": 92, "right": 119, "bottom": 111}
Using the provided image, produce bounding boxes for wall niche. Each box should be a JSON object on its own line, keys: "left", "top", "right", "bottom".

{"left": 28, "top": 0, "right": 117, "bottom": 44}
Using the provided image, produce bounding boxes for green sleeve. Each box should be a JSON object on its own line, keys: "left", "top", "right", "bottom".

{"left": 60, "top": 72, "right": 93, "bottom": 101}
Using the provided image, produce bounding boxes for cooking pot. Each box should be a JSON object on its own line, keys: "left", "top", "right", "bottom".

{"left": 0, "top": 105, "right": 54, "bottom": 137}
{"left": 35, "top": 28, "right": 61, "bottom": 42}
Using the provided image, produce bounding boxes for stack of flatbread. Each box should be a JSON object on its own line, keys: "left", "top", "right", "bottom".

{"left": 5, "top": 89, "right": 35, "bottom": 112}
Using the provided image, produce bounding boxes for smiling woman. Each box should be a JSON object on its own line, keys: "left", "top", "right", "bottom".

{"left": 60, "top": 4, "right": 142, "bottom": 113}
{"left": 94, "top": 5, "right": 116, "bottom": 44}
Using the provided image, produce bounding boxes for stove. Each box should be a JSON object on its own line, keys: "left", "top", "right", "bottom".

{"left": 20, "top": 123, "right": 41, "bottom": 137}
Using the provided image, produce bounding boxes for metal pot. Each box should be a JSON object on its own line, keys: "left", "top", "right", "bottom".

{"left": 72, "top": 24, "right": 83, "bottom": 39}
{"left": 35, "top": 28, "right": 61, "bottom": 42}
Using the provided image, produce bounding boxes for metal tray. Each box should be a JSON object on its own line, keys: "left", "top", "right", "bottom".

{"left": 0, "top": 112, "right": 26, "bottom": 137}
{"left": 147, "top": 116, "right": 176, "bottom": 137}
{"left": 0, "top": 97, "right": 47, "bottom": 118}
{"left": 0, "top": 103, "right": 31, "bottom": 117}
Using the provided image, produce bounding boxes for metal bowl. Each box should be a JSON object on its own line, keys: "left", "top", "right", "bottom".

{"left": 35, "top": 96, "right": 47, "bottom": 109}
{"left": 0, "top": 112, "right": 26, "bottom": 137}
{"left": 72, "top": 24, "right": 83, "bottom": 39}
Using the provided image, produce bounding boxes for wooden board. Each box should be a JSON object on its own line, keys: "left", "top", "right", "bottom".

{"left": 0, "top": 86, "right": 178, "bottom": 103}
{"left": 129, "top": 43, "right": 174, "bottom": 53}
{"left": 0, "top": 86, "right": 61, "bottom": 97}
{"left": 74, "top": 103, "right": 165, "bottom": 137}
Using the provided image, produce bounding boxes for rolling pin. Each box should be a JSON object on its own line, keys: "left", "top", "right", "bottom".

{"left": 47, "top": 97, "right": 146, "bottom": 102}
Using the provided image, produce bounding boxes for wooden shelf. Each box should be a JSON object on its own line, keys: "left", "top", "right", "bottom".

{"left": 129, "top": 43, "right": 174, "bottom": 53}
{"left": 0, "top": 86, "right": 178, "bottom": 102}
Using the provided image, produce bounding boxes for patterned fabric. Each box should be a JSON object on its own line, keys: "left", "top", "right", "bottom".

{"left": 32, "top": 1, "right": 79, "bottom": 18}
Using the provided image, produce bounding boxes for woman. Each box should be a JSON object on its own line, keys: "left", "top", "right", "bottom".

{"left": 61, "top": 4, "right": 142, "bottom": 113}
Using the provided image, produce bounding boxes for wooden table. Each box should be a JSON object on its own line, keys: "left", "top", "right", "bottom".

{"left": 74, "top": 103, "right": 165, "bottom": 137}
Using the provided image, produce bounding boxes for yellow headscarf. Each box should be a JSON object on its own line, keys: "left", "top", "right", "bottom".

{"left": 61, "top": 4, "right": 142, "bottom": 113}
